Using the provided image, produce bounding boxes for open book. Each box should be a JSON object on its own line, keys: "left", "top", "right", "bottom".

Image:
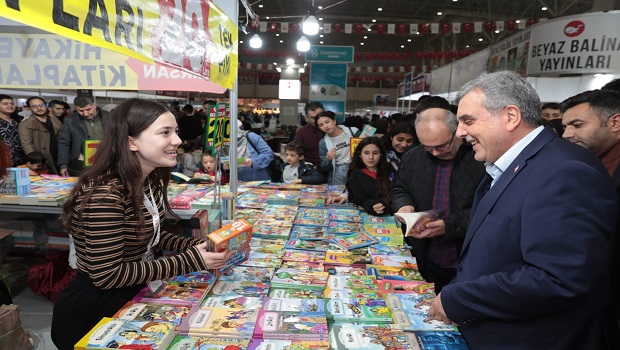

{"left": 171, "top": 172, "right": 214, "bottom": 184}
{"left": 394, "top": 210, "right": 444, "bottom": 237}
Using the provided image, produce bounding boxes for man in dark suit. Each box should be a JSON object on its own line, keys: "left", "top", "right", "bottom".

{"left": 428, "top": 71, "right": 619, "bottom": 349}
{"left": 561, "top": 89, "right": 620, "bottom": 325}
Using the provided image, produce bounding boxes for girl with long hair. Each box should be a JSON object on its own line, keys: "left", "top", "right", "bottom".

{"left": 382, "top": 122, "right": 417, "bottom": 179}
{"left": 51, "top": 99, "right": 234, "bottom": 350}
{"left": 345, "top": 136, "right": 393, "bottom": 215}
{"left": 316, "top": 111, "right": 359, "bottom": 185}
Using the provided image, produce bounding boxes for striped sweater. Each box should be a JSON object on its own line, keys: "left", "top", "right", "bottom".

{"left": 70, "top": 178, "right": 206, "bottom": 289}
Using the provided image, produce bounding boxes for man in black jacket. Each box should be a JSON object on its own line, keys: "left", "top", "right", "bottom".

{"left": 392, "top": 104, "right": 485, "bottom": 293}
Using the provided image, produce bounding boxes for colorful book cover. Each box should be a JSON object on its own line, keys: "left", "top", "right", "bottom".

{"left": 113, "top": 301, "right": 190, "bottom": 327}
{"left": 360, "top": 213, "right": 390, "bottom": 224}
{"left": 329, "top": 324, "right": 420, "bottom": 350}
{"left": 268, "top": 288, "right": 324, "bottom": 299}
{"left": 201, "top": 295, "right": 263, "bottom": 310}
{"left": 217, "top": 266, "right": 274, "bottom": 283}
{"left": 285, "top": 238, "right": 330, "bottom": 252}
{"left": 254, "top": 310, "right": 329, "bottom": 341}
{"left": 370, "top": 254, "right": 418, "bottom": 269}
{"left": 385, "top": 294, "right": 458, "bottom": 332}
{"left": 262, "top": 297, "right": 325, "bottom": 313}
{"left": 415, "top": 331, "right": 470, "bottom": 349}
{"left": 324, "top": 250, "right": 372, "bottom": 266}
{"left": 270, "top": 269, "right": 329, "bottom": 291}
{"left": 296, "top": 208, "right": 329, "bottom": 219}
{"left": 280, "top": 260, "right": 325, "bottom": 272}
{"left": 328, "top": 213, "right": 362, "bottom": 223}
{"left": 293, "top": 217, "right": 329, "bottom": 227}
{"left": 247, "top": 339, "right": 292, "bottom": 350}
{"left": 366, "top": 265, "right": 424, "bottom": 281}
{"left": 252, "top": 220, "right": 293, "bottom": 239}
{"left": 327, "top": 232, "right": 379, "bottom": 250}
{"left": 288, "top": 226, "right": 327, "bottom": 241}
{"left": 282, "top": 250, "right": 326, "bottom": 263}
{"left": 206, "top": 219, "right": 253, "bottom": 276}
{"left": 133, "top": 283, "right": 209, "bottom": 306}
{"left": 324, "top": 265, "right": 367, "bottom": 276}
{"left": 324, "top": 275, "right": 381, "bottom": 300}
{"left": 325, "top": 298, "right": 392, "bottom": 323}
{"left": 170, "top": 271, "right": 217, "bottom": 287}
{"left": 74, "top": 317, "right": 175, "bottom": 350}
{"left": 326, "top": 221, "right": 361, "bottom": 234}
{"left": 241, "top": 252, "right": 283, "bottom": 268}
{"left": 190, "top": 209, "right": 210, "bottom": 240}
{"left": 376, "top": 280, "right": 434, "bottom": 295}
{"left": 167, "top": 335, "right": 250, "bottom": 350}
{"left": 328, "top": 208, "right": 359, "bottom": 216}
{"left": 178, "top": 307, "right": 259, "bottom": 338}
{"left": 210, "top": 280, "right": 271, "bottom": 298}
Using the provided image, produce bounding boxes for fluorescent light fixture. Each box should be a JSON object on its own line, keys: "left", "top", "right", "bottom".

{"left": 297, "top": 36, "right": 311, "bottom": 52}
{"left": 495, "top": 30, "right": 500, "bottom": 33}
{"left": 276, "top": 67, "right": 282, "bottom": 72}
{"left": 249, "top": 34, "right": 262, "bottom": 48}
{"left": 372, "top": 19, "right": 376, "bottom": 23}
{"left": 401, "top": 45, "right": 405, "bottom": 48}
{"left": 303, "top": 15, "right": 320, "bottom": 35}
{"left": 541, "top": 6, "right": 548, "bottom": 10}
{"left": 437, "top": 11, "right": 442, "bottom": 15}
{"left": 286, "top": 58, "right": 295, "bottom": 65}
{"left": 378, "top": 8, "right": 382, "bottom": 11}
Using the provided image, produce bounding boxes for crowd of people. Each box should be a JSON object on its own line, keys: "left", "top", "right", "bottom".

{"left": 2, "top": 72, "right": 620, "bottom": 349}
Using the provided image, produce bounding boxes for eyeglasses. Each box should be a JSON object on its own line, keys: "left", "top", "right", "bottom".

{"left": 30, "top": 104, "right": 46, "bottom": 109}
{"left": 422, "top": 130, "right": 456, "bottom": 153}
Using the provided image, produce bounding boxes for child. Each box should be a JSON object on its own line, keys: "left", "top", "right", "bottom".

{"left": 180, "top": 142, "right": 200, "bottom": 177}
{"left": 194, "top": 150, "right": 229, "bottom": 184}
{"left": 282, "top": 141, "right": 325, "bottom": 184}
{"left": 345, "top": 137, "right": 392, "bottom": 216}
{"left": 18, "top": 151, "right": 49, "bottom": 176}
{"left": 316, "top": 111, "right": 359, "bottom": 185}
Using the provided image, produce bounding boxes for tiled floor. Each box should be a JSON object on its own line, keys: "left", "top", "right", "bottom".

{"left": 13, "top": 287, "right": 56, "bottom": 350}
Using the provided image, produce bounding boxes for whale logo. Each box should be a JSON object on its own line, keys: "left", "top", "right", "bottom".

{"left": 564, "top": 20, "right": 585, "bottom": 37}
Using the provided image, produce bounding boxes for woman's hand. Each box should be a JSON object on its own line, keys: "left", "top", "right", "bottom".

{"left": 195, "top": 242, "right": 235, "bottom": 269}
{"left": 326, "top": 148, "right": 336, "bottom": 162}
{"left": 373, "top": 202, "right": 386, "bottom": 214}
{"left": 326, "top": 196, "right": 347, "bottom": 204}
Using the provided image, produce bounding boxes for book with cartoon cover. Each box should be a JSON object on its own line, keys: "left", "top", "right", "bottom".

{"left": 210, "top": 280, "right": 271, "bottom": 298}
{"left": 288, "top": 225, "right": 327, "bottom": 241}
{"left": 282, "top": 250, "right": 326, "bottom": 262}
{"left": 270, "top": 269, "right": 329, "bottom": 291}
{"left": 113, "top": 301, "right": 190, "bottom": 327}
{"left": 329, "top": 324, "right": 420, "bottom": 350}
{"left": 133, "top": 282, "right": 210, "bottom": 306}
{"left": 370, "top": 254, "right": 418, "bottom": 269}
{"left": 240, "top": 252, "right": 283, "bottom": 268}
{"left": 326, "top": 232, "right": 379, "bottom": 250}
{"left": 385, "top": 293, "right": 458, "bottom": 332}
{"left": 262, "top": 297, "right": 325, "bottom": 313}
{"left": 377, "top": 280, "right": 434, "bottom": 295}
{"left": 74, "top": 317, "right": 175, "bottom": 350}
{"left": 293, "top": 217, "right": 329, "bottom": 227}
{"left": 285, "top": 238, "right": 330, "bottom": 251}
{"left": 325, "top": 298, "right": 392, "bottom": 323}
{"left": 253, "top": 220, "right": 293, "bottom": 239}
{"left": 326, "top": 221, "right": 361, "bottom": 234}
{"left": 415, "top": 331, "right": 470, "bottom": 349}
{"left": 217, "top": 266, "right": 274, "bottom": 283}
{"left": 201, "top": 295, "right": 263, "bottom": 310}
{"left": 167, "top": 335, "right": 251, "bottom": 350}
{"left": 178, "top": 306, "right": 259, "bottom": 338}
{"left": 170, "top": 271, "right": 217, "bottom": 287}
{"left": 254, "top": 310, "right": 329, "bottom": 341}
{"left": 366, "top": 265, "right": 424, "bottom": 281}
{"left": 206, "top": 219, "right": 253, "bottom": 276}
{"left": 268, "top": 288, "right": 324, "bottom": 299}
{"left": 280, "top": 260, "right": 325, "bottom": 272}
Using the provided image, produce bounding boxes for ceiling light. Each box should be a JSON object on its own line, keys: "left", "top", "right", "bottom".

{"left": 276, "top": 33, "right": 280, "bottom": 36}
{"left": 378, "top": 7, "right": 382, "bottom": 11}
{"left": 478, "top": 38, "right": 483, "bottom": 41}
{"left": 453, "top": 0, "right": 458, "bottom": 1}
{"left": 401, "top": 45, "right": 405, "bottom": 48}
{"left": 319, "top": 27, "right": 323, "bottom": 30}
{"left": 266, "top": 16, "right": 270, "bottom": 20}
{"left": 416, "top": 31, "right": 420, "bottom": 35}
{"left": 367, "top": 28, "right": 371, "bottom": 31}
{"left": 258, "top": 4, "right": 263, "bottom": 8}
{"left": 279, "top": 40, "right": 284, "bottom": 43}
{"left": 297, "top": 36, "right": 311, "bottom": 52}
{"left": 303, "top": 15, "right": 320, "bottom": 35}
{"left": 299, "top": 68, "right": 305, "bottom": 74}
{"left": 495, "top": 30, "right": 500, "bottom": 33}
{"left": 515, "top": 20, "right": 521, "bottom": 23}
{"left": 320, "top": 34, "right": 324, "bottom": 37}
{"left": 286, "top": 58, "right": 295, "bottom": 65}
{"left": 249, "top": 34, "right": 262, "bottom": 48}
{"left": 360, "top": 42, "right": 364, "bottom": 45}
{"left": 372, "top": 19, "right": 376, "bottom": 23}
{"left": 276, "top": 67, "right": 282, "bottom": 73}
{"left": 319, "top": 17, "right": 323, "bottom": 21}
{"left": 363, "top": 36, "right": 368, "bottom": 39}
{"left": 320, "top": 41, "right": 324, "bottom": 44}
{"left": 541, "top": 6, "right": 548, "bottom": 10}
{"left": 466, "top": 45, "right": 470, "bottom": 48}
{"left": 437, "top": 11, "right": 442, "bottom": 15}
{"left": 304, "top": 63, "right": 308, "bottom": 66}
{"left": 407, "top": 39, "right": 411, "bottom": 42}
{"left": 273, "top": 62, "right": 277, "bottom": 65}
{"left": 240, "top": 40, "right": 244, "bottom": 44}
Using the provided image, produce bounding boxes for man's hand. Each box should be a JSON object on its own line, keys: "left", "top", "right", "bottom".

{"left": 413, "top": 219, "right": 446, "bottom": 238}
{"left": 395, "top": 205, "right": 415, "bottom": 223}
{"left": 60, "top": 168, "right": 69, "bottom": 177}
{"left": 428, "top": 292, "right": 457, "bottom": 325}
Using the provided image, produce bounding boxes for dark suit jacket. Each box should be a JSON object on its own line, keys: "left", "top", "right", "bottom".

{"left": 57, "top": 109, "right": 110, "bottom": 173}
{"left": 441, "top": 128, "right": 619, "bottom": 349}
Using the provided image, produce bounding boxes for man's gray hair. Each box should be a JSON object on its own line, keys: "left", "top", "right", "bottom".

{"left": 456, "top": 71, "right": 541, "bottom": 127}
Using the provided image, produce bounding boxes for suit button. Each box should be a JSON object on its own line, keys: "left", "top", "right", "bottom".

{"left": 457, "top": 264, "right": 462, "bottom": 272}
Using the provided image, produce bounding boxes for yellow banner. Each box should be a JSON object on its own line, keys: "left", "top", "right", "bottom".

{"left": 350, "top": 137, "right": 362, "bottom": 158}
{"left": 83, "top": 139, "right": 101, "bottom": 167}
{"left": 0, "top": 0, "right": 237, "bottom": 89}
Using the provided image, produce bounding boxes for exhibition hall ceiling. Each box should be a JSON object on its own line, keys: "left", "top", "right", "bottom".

{"left": 239, "top": 0, "right": 599, "bottom": 63}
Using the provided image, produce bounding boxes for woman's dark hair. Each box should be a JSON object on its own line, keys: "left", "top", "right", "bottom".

{"left": 25, "top": 151, "right": 47, "bottom": 164}
{"left": 384, "top": 122, "right": 418, "bottom": 150}
{"left": 61, "top": 98, "right": 178, "bottom": 233}
{"left": 348, "top": 136, "right": 392, "bottom": 208}
{"left": 315, "top": 110, "right": 336, "bottom": 125}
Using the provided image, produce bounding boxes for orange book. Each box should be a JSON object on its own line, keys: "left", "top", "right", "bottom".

{"left": 206, "top": 219, "right": 253, "bottom": 276}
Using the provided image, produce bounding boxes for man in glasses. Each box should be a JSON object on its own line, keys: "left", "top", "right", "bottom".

{"left": 392, "top": 97, "right": 485, "bottom": 293}
{"left": 17, "top": 97, "right": 63, "bottom": 174}
{"left": 560, "top": 89, "right": 620, "bottom": 325}
{"left": 428, "top": 71, "right": 619, "bottom": 349}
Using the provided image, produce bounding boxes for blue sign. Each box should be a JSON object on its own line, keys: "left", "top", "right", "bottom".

{"left": 306, "top": 46, "right": 354, "bottom": 63}
{"left": 310, "top": 63, "right": 348, "bottom": 123}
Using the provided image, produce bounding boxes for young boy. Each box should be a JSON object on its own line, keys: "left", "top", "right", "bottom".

{"left": 282, "top": 141, "right": 326, "bottom": 184}
{"left": 194, "top": 150, "right": 229, "bottom": 184}
{"left": 18, "top": 151, "right": 49, "bottom": 176}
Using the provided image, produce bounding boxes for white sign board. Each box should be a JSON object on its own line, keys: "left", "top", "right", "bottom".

{"left": 527, "top": 11, "right": 620, "bottom": 76}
